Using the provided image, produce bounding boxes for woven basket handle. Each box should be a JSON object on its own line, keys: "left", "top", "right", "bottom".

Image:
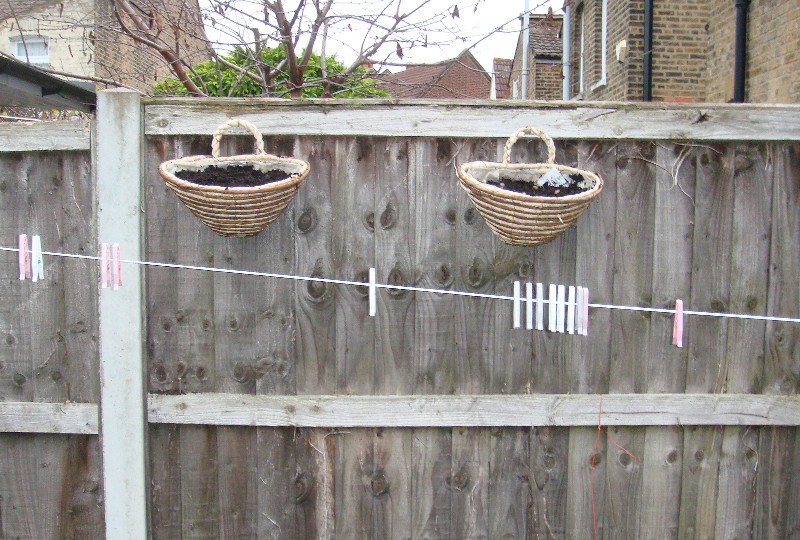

{"left": 502, "top": 126, "right": 556, "bottom": 165}
{"left": 211, "top": 119, "right": 266, "bottom": 158}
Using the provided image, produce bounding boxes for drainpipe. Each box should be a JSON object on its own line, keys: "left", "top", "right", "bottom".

{"left": 643, "top": 0, "right": 653, "bottom": 101}
{"left": 562, "top": 3, "right": 572, "bottom": 100}
{"left": 733, "top": 0, "right": 748, "bottom": 102}
{"left": 521, "top": 0, "right": 530, "bottom": 99}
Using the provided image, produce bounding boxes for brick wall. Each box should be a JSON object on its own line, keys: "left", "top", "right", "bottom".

{"left": 0, "top": 0, "right": 96, "bottom": 80}
{"left": 533, "top": 61, "right": 563, "bottom": 100}
{"left": 0, "top": 0, "right": 210, "bottom": 94}
{"left": 94, "top": 0, "right": 211, "bottom": 93}
{"left": 571, "top": 0, "right": 798, "bottom": 104}
{"left": 650, "top": 0, "right": 708, "bottom": 102}
{"left": 742, "top": 0, "right": 800, "bottom": 103}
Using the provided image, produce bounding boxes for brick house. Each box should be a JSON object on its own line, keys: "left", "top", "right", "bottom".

{"left": 381, "top": 49, "right": 491, "bottom": 99}
{"left": 564, "top": 0, "right": 799, "bottom": 103}
{"left": 0, "top": 0, "right": 210, "bottom": 94}
{"left": 508, "top": 11, "right": 564, "bottom": 100}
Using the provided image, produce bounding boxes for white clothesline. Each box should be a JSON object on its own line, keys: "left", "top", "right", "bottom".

{"left": 1, "top": 244, "right": 798, "bottom": 325}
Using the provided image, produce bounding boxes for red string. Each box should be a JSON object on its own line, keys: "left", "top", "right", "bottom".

{"left": 590, "top": 395, "right": 602, "bottom": 540}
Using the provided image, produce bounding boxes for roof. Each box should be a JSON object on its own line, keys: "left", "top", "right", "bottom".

{"left": 0, "top": 0, "right": 62, "bottom": 20}
{"left": 0, "top": 55, "right": 96, "bottom": 112}
{"left": 381, "top": 50, "right": 491, "bottom": 99}
{"left": 529, "top": 13, "right": 562, "bottom": 59}
{"left": 493, "top": 58, "right": 512, "bottom": 99}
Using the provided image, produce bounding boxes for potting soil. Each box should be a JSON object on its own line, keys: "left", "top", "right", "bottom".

{"left": 487, "top": 173, "right": 589, "bottom": 197}
{"left": 178, "top": 164, "right": 289, "bottom": 187}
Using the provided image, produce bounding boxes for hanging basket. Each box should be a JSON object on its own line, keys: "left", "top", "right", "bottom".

{"left": 158, "top": 119, "right": 310, "bottom": 237}
{"left": 457, "top": 127, "right": 603, "bottom": 246}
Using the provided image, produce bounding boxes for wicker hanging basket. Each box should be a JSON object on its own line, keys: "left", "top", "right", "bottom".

{"left": 457, "top": 127, "right": 603, "bottom": 246}
{"left": 158, "top": 119, "right": 310, "bottom": 237}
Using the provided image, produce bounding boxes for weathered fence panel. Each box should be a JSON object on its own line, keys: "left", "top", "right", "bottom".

{"left": 0, "top": 145, "right": 103, "bottom": 538}
{"left": 138, "top": 99, "right": 799, "bottom": 539}
{"left": 1, "top": 100, "right": 799, "bottom": 539}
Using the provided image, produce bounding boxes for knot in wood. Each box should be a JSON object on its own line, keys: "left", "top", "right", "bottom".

{"left": 12, "top": 372, "right": 26, "bottom": 387}
{"left": 380, "top": 202, "right": 397, "bottom": 230}
{"left": 232, "top": 362, "right": 253, "bottom": 384}
{"left": 447, "top": 471, "right": 469, "bottom": 491}
{"left": 363, "top": 211, "right": 375, "bottom": 232}
{"left": 387, "top": 265, "right": 408, "bottom": 298}
{"left": 370, "top": 472, "right": 389, "bottom": 497}
{"left": 294, "top": 472, "right": 314, "bottom": 504}
{"left": 297, "top": 208, "right": 317, "bottom": 234}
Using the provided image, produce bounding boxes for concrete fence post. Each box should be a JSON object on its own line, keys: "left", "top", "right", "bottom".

{"left": 95, "top": 88, "right": 148, "bottom": 539}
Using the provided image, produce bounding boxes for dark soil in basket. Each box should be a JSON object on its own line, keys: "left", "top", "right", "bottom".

{"left": 178, "top": 164, "right": 290, "bottom": 188}
{"left": 487, "top": 173, "right": 589, "bottom": 197}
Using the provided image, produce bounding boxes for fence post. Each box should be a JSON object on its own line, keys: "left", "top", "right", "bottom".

{"left": 95, "top": 89, "right": 148, "bottom": 538}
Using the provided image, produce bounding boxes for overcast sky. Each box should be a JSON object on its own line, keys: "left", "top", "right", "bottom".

{"left": 202, "top": 0, "right": 564, "bottom": 73}
{"left": 374, "top": 0, "right": 564, "bottom": 71}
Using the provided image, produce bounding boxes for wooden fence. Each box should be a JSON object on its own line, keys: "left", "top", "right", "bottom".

{"left": 0, "top": 92, "right": 798, "bottom": 539}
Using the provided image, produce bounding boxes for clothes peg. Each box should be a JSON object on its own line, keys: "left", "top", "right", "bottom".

{"left": 513, "top": 281, "right": 521, "bottom": 329}
{"left": 556, "top": 284, "right": 566, "bottom": 333}
{"left": 525, "top": 283, "right": 534, "bottom": 330}
{"left": 100, "top": 243, "right": 111, "bottom": 288}
{"left": 18, "top": 234, "right": 30, "bottom": 280}
{"left": 575, "top": 286, "right": 584, "bottom": 334}
{"left": 581, "top": 287, "right": 590, "bottom": 336}
{"left": 567, "top": 285, "right": 576, "bottom": 334}
{"left": 536, "top": 283, "right": 544, "bottom": 331}
{"left": 111, "top": 243, "right": 122, "bottom": 290}
{"left": 368, "top": 267, "right": 376, "bottom": 317}
{"left": 30, "top": 235, "right": 44, "bottom": 282}
{"left": 548, "top": 284, "right": 557, "bottom": 332}
{"left": 672, "top": 299, "right": 684, "bottom": 347}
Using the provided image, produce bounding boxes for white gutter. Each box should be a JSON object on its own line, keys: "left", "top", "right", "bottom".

{"left": 521, "top": 0, "right": 530, "bottom": 99}
{"left": 562, "top": 3, "right": 571, "bottom": 100}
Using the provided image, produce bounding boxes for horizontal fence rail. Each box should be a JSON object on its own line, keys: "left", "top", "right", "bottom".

{"left": 144, "top": 98, "right": 800, "bottom": 140}
{"left": 148, "top": 393, "right": 800, "bottom": 427}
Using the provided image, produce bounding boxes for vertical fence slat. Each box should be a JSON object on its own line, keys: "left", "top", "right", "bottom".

{"left": 291, "top": 136, "right": 336, "bottom": 538}
{"left": 599, "top": 141, "right": 658, "bottom": 537}
{"left": 560, "top": 140, "right": 618, "bottom": 540}
{"left": 715, "top": 142, "right": 773, "bottom": 540}
{"left": 145, "top": 135, "right": 184, "bottom": 539}
{"left": 333, "top": 137, "right": 376, "bottom": 539}
{"left": 453, "top": 138, "right": 495, "bottom": 539}
{"left": 96, "top": 88, "right": 147, "bottom": 539}
{"left": 411, "top": 138, "right": 456, "bottom": 538}
{"left": 373, "top": 137, "right": 414, "bottom": 536}
{"left": 754, "top": 142, "right": 800, "bottom": 539}
{"left": 678, "top": 142, "right": 734, "bottom": 538}
{"left": 639, "top": 143, "right": 697, "bottom": 538}
{"left": 487, "top": 137, "right": 539, "bottom": 539}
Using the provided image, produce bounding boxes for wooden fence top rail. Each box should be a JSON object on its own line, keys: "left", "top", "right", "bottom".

{"left": 148, "top": 393, "right": 800, "bottom": 428}
{"left": 144, "top": 99, "right": 800, "bottom": 141}
{"left": 0, "top": 120, "right": 90, "bottom": 152}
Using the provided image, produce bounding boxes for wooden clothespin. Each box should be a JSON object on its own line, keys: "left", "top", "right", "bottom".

{"left": 111, "top": 243, "right": 122, "bottom": 290}
{"left": 672, "top": 299, "right": 684, "bottom": 347}
{"left": 18, "top": 234, "right": 30, "bottom": 280}
{"left": 368, "top": 267, "right": 376, "bottom": 317}
{"left": 30, "top": 235, "right": 44, "bottom": 282}
{"left": 100, "top": 243, "right": 111, "bottom": 288}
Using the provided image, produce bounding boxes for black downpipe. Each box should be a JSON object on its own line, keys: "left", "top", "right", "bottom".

{"left": 643, "top": 0, "right": 654, "bottom": 101}
{"left": 733, "top": 0, "right": 748, "bottom": 102}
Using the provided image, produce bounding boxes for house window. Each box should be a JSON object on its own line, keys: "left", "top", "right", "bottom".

{"left": 590, "top": 0, "right": 608, "bottom": 90}
{"left": 11, "top": 37, "right": 49, "bottom": 65}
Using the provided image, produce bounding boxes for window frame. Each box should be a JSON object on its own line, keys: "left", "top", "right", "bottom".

{"left": 10, "top": 36, "right": 50, "bottom": 65}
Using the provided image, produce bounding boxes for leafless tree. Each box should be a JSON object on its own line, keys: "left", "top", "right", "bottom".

{"left": 8, "top": 0, "right": 546, "bottom": 97}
